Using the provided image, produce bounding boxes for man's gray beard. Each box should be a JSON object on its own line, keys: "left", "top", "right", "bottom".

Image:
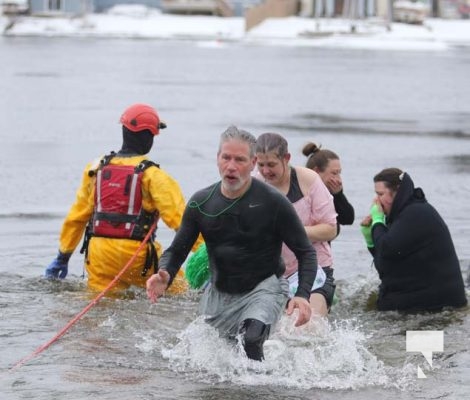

{"left": 221, "top": 178, "right": 248, "bottom": 197}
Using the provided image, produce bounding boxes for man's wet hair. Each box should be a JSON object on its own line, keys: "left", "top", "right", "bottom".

{"left": 219, "top": 125, "right": 257, "bottom": 157}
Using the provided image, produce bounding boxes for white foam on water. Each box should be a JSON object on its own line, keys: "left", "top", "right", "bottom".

{"left": 99, "top": 315, "right": 117, "bottom": 329}
{"left": 134, "top": 331, "right": 163, "bottom": 354}
{"left": 153, "top": 314, "right": 418, "bottom": 390}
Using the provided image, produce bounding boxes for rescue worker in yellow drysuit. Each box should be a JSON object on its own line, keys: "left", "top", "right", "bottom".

{"left": 45, "top": 103, "right": 193, "bottom": 294}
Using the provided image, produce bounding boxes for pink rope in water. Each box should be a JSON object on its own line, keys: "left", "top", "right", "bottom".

{"left": 10, "top": 220, "right": 158, "bottom": 371}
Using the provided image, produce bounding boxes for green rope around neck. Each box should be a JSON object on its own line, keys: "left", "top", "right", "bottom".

{"left": 188, "top": 181, "right": 245, "bottom": 217}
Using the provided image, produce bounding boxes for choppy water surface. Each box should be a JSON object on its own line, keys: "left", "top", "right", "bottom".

{"left": 0, "top": 37, "right": 469, "bottom": 400}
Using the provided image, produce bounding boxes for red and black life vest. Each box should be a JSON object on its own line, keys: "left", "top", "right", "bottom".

{"left": 90, "top": 153, "right": 159, "bottom": 240}
{"left": 79, "top": 153, "right": 160, "bottom": 277}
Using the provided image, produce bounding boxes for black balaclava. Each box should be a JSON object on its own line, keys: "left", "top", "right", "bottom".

{"left": 118, "top": 126, "right": 154, "bottom": 156}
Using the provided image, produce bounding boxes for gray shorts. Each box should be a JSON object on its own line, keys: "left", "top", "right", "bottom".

{"left": 198, "top": 274, "right": 289, "bottom": 338}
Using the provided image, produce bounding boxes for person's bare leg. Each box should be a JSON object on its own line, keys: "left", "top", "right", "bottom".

{"left": 309, "top": 293, "right": 328, "bottom": 317}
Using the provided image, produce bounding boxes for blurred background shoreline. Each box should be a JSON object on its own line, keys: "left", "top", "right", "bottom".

{"left": 1, "top": 2, "right": 470, "bottom": 50}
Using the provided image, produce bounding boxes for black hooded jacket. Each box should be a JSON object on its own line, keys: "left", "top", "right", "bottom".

{"left": 370, "top": 173, "right": 467, "bottom": 311}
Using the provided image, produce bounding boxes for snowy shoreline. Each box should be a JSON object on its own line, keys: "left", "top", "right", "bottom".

{"left": 2, "top": 8, "right": 470, "bottom": 51}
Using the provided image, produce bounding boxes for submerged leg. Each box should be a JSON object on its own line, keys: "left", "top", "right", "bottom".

{"left": 239, "top": 318, "right": 270, "bottom": 361}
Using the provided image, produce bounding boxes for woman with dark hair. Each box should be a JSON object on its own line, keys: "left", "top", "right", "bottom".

{"left": 360, "top": 168, "right": 467, "bottom": 312}
{"left": 303, "top": 142, "right": 354, "bottom": 236}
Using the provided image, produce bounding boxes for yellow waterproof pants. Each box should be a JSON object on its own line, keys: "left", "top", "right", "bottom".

{"left": 85, "top": 237, "right": 187, "bottom": 295}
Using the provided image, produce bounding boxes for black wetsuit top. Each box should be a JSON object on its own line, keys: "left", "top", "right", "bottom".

{"left": 159, "top": 179, "right": 317, "bottom": 300}
{"left": 370, "top": 173, "right": 467, "bottom": 311}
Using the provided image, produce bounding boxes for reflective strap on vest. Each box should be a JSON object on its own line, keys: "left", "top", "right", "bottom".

{"left": 126, "top": 171, "right": 140, "bottom": 230}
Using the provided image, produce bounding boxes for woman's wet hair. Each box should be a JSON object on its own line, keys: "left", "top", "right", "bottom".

{"left": 373, "top": 168, "right": 404, "bottom": 192}
{"left": 255, "top": 132, "right": 289, "bottom": 159}
{"left": 219, "top": 125, "right": 257, "bottom": 157}
{"left": 303, "top": 142, "right": 339, "bottom": 172}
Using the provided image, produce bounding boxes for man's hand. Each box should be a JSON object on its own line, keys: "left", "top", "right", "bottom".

{"left": 286, "top": 296, "right": 312, "bottom": 327}
{"left": 146, "top": 269, "right": 170, "bottom": 303}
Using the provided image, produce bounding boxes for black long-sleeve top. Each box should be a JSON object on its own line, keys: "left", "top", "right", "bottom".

{"left": 332, "top": 190, "right": 355, "bottom": 237}
{"left": 333, "top": 190, "right": 355, "bottom": 225}
{"left": 159, "top": 179, "right": 317, "bottom": 301}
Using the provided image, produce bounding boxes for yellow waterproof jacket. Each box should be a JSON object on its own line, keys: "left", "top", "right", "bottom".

{"left": 58, "top": 154, "right": 189, "bottom": 294}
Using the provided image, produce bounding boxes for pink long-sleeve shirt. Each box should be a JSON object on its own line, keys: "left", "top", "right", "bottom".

{"left": 282, "top": 175, "right": 337, "bottom": 277}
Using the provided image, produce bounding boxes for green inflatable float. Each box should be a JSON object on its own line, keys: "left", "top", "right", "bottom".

{"left": 184, "top": 243, "right": 210, "bottom": 289}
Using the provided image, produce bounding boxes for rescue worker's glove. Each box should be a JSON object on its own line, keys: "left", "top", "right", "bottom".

{"left": 45, "top": 251, "right": 72, "bottom": 279}
{"left": 360, "top": 224, "right": 374, "bottom": 248}
{"left": 370, "top": 204, "right": 386, "bottom": 227}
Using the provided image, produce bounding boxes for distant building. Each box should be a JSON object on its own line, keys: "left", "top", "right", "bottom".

{"left": 93, "top": 0, "right": 161, "bottom": 12}
{"left": 160, "top": 0, "right": 234, "bottom": 16}
{"left": 93, "top": 0, "right": 262, "bottom": 15}
{"left": 1, "top": 0, "right": 28, "bottom": 15}
{"left": 18, "top": 0, "right": 470, "bottom": 19}
{"left": 25, "top": 0, "right": 258, "bottom": 16}
{"left": 28, "top": 0, "right": 94, "bottom": 15}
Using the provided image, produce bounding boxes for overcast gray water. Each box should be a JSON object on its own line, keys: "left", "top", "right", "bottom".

{"left": 0, "top": 37, "right": 469, "bottom": 400}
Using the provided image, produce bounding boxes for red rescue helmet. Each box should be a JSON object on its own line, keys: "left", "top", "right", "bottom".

{"left": 119, "top": 103, "right": 167, "bottom": 136}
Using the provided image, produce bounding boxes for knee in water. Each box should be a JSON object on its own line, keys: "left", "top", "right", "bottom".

{"left": 240, "top": 318, "right": 270, "bottom": 361}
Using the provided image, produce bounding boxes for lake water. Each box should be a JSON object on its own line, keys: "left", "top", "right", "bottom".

{"left": 0, "top": 36, "right": 469, "bottom": 400}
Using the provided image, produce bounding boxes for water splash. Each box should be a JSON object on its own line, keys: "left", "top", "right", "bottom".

{"left": 155, "top": 315, "right": 409, "bottom": 390}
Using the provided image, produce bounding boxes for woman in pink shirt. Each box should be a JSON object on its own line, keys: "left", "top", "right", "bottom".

{"left": 255, "top": 133, "right": 338, "bottom": 317}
